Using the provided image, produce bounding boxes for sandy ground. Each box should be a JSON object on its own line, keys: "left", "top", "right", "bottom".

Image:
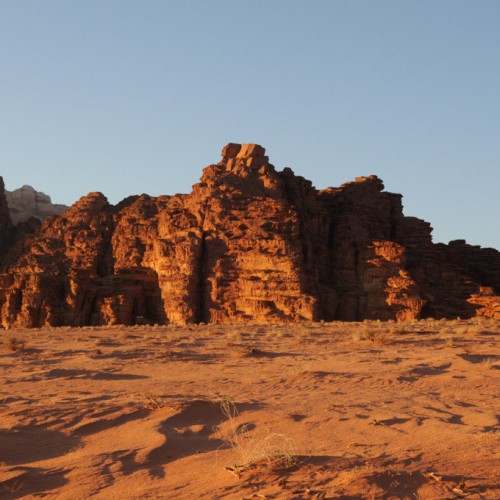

{"left": 0, "top": 319, "right": 499, "bottom": 499}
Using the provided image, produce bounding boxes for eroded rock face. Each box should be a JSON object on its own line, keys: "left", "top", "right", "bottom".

{"left": 5, "top": 185, "right": 68, "bottom": 225}
{"left": 0, "top": 145, "right": 499, "bottom": 327}
{"left": 0, "top": 177, "right": 13, "bottom": 256}
{"left": 467, "top": 287, "right": 500, "bottom": 319}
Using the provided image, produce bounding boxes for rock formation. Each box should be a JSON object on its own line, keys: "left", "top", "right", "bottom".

{"left": 0, "top": 145, "right": 499, "bottom": 328}
{"left": 0, "top": 177, "right": 14, "bottom": 257}
{"left": 5, "top": 184, "right": 67, "bottom": 225}
{"left": 467, "top": 287, "right": 500, "bottom": 319}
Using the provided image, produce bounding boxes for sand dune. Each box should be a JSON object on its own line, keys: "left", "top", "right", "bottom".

{"left": 1, "top": 319, "right": 499, "bottom": 499}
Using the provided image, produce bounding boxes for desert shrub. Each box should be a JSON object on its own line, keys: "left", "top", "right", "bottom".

{"left": 353, "top": 326, "right": 391, "bottom": 344}
{"left": 144, "top": 393, "right": 166, "bottom": 410}
{"left": 218, "top": 397, "right": 296, "bottom": 469}
{"left": 444, "top": 335, "right": 455, "bottom": 347}
{"left": 482, "top": 357, "right": 495, "bottom": 369}
{"left": 2, "top": 336, "right": 24, "bottom": 352}
{"left": 389, "top": 325, "right": 405, "bottom": 335}
{"left": 466, "top": 326, "right": 484, "bottom": 335}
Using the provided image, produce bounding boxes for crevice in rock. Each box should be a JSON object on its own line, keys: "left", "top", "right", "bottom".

{"left": 197, "top": 231, "right": 208, "bottom": 324}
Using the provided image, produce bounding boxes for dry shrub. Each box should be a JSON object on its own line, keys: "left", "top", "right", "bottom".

{"left": 119, "top": 331, "right": 132, "bottom": 340}
{"left": 158, "top": 348, "right": 181, "bottom": 359}
{"left": 218, "top": 397, "right": 296, "bottom": 469}
{"left": 479, "top": 429, "right": 500, "bottom": 441}
{"left": 353, "top": 327, "right": 391, "bottom": 344}
{"left": 465, "top": 326, "right": 484, "bottom": 336}
{"left": 389, "top": 325, "right": 405, "bottom": 335}
{"left": 2, "top": 336, "right": 24, "bottom": 353}
{"left": 454, "top": 325, "right": 484, "bottom": 336}
{"left": 472, "top": 316, "right": 488, "bottom": 326}
{"left": 444, "top": 335, "right": 455, "bottom": 347}
{"left": 481, "top": 357, "right": 495, "bottom": 369}
{"left": 439, "top": 326, "right": 456, "bottom": 336}
{"left": 143, "top": 393, "right": 166, "bottom": 410}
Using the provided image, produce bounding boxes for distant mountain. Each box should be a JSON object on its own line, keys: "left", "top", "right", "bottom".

{"left": 5, "top": 184, "right": 67, "bottom": 225}
{"left": 0, "top": 144, "right": 498, "bottom": 328}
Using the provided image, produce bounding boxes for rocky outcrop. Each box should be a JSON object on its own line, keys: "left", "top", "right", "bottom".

{"left": 313, "top": 175, "right": 422, "bottom": 320}
{"left": 0, "top": 144, "right": 499, "bottom": 328}
{"left": 0, "top": 177, "right": 13, "bottom": 256}
{"left": 468, "top": 287, "right": 500, "bottom": 319}
{"left": 105, "top": 143, "right": 316, "bottom": 325}
{"left": 5, "top": 185, "right": 67, "bottom": 225}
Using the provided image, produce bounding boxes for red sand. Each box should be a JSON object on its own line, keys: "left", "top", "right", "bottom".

{"left": 1, "top": 319, "right": 498, "bottom": 499}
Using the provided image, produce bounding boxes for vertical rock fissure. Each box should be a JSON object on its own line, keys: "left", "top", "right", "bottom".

{"left": 197, "top": 231, "right": 207, "bottom": 324}
{"left": 354, "top": 245, "right": 362, "bottom": 321}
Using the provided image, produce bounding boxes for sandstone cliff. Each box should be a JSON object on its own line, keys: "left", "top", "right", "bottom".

{"left": 0, "top": 145, "right": 498, "bottom": 328}
{"left": 5, "top": 184, "right": 68, "bottom": 225}
{"left": 0, "top": 177, "right": 13, "bottom": 257}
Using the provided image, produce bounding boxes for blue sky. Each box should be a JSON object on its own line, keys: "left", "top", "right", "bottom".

{"left": 1, "top": 1, "right": 499, "bottom": 248}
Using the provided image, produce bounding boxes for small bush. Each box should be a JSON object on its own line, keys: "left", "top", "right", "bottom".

{"left": 482, "top": 357, "right": 495, "bottom": 369}
{"left": 144, "top": 393, "right": 166, "bottom": 410}
{"left": 218, "top": 397, "right": 296, "bottom": 469}
{"left": 2, "top": 336, "right": 24, "bottom": 353}
{"left": 352, "top": 327, "right": 391, "bottom": 344}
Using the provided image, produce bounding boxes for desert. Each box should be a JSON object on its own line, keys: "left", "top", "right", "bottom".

{"left": 1, "top": 318, "right": 499, "bottom": 499}
{"left": 3, "top": 2, "right": 500, "bottom": 498}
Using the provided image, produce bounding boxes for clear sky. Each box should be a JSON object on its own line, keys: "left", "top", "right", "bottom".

{"left": 1, "top": 1, "right": 499, "bottom": 249}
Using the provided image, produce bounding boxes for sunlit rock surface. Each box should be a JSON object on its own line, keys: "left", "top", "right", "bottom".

{"left": 0, "top": 145, "right": 499, "bottom": 328}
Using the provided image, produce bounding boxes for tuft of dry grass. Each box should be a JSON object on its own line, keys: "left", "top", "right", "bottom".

{"left": 352, "top": 327, "right": 392, "bottom": 345}
{"left": 158, "top": 348, "right": 182, "bottom": 359}
{"left": 389, "top": 325, "right": 405, "bottom": 335}
{"left": 444, "top": 335, "right": 455, "bottom": 347}
{"left": 454, "top": 325, "right": 484, "bottom": 336}
{"left": 2, "top": 336, "right": 24, "bottom": 353}
{"left": 143, "top": 393, "right": 167, "bottom": 410}
{"left": 465, "top": 326, "right": 484, "bottom": 336}
{"left": 218, "top": 397, "right": 296, "bottom": 470}
{"left": 481, "top": 357, "right": 495, "bottom": 369}
{"left": 478, "top": 429, "right": 500, "bottom": 442}
{"left": 119, "top": 331, "right": 132, "bottom": 340}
